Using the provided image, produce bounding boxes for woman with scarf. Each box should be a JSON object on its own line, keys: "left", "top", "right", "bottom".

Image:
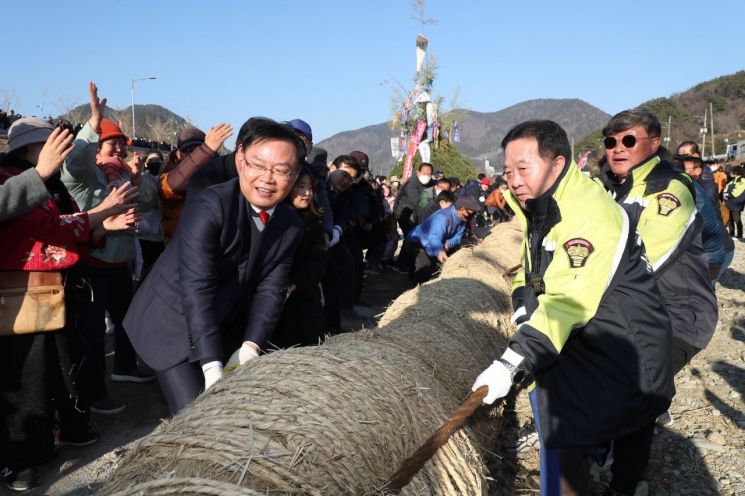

{"left": 0, "top": 118, "right": 139, "bottom": 492}
{"left": 61, "top": 82, "right": 159, "bottom": 415}
{"left": 271, "top": 167, "right": 328, "bottom": 348}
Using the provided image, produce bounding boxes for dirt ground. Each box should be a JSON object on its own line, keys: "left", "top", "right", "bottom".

{"left": 4, "top": 230, "right": 744, "bottom": 495}
{"left": 489, "top": 243, "right": 745, "bottom": 496}
{"left": 5, "top": 255, "right": 413, "bottom": 496}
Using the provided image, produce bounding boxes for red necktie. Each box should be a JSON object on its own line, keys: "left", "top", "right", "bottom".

{"left": 259, "top": 210, "right": 270, "bottom": 226}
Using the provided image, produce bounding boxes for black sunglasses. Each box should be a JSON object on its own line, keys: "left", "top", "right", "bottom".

{"left": 603, "top": 135, "right": 655, "bottom": 149}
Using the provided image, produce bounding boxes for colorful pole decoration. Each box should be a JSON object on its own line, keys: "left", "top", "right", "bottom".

{"left": 397, "top": 33, "right": 441, "bottom": 183}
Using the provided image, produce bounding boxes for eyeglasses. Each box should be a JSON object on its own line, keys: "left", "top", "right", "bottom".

{"left": 242, "top": 158, "right": 296, "bottom": 181}
{"left": 603, "top": 135, "right": 656, "bottom": 149}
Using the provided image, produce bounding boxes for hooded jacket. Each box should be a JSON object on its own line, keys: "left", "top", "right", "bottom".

{"left": 506, "top": 163, "right": 674, "bottom": 447}
{"left": 599, "top": 155, "right": 718, "bottom": 350}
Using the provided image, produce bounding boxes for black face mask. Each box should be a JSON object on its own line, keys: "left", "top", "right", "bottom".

{"left": 146, "top": 162, "right": 162, "bottom": 175}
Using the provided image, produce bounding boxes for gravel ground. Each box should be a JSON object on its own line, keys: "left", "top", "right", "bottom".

{"left": 3, "top": 233, "right": 742, "bottom": 495}
{"left": 489, "top": 241, "right": 745, "bottom": 496}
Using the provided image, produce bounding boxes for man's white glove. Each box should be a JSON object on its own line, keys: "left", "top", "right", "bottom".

{"left": 202, "top": 361, "right": 224, "bottom": 390}
{"left": 329, "top": 225, "right": 342, "bottom": 247}
{"left": 224, "top": 342, "right": 259, "bottom": 372}
{"left": 471, "top": 348, "right": 524, "bottom": 405}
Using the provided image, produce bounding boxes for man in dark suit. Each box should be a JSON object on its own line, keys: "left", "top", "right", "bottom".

{"left": 123, "top": 118, "right": 305, "bottom": 415}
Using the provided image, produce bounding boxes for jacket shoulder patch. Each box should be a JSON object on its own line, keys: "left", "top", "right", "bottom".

{"left": 563, "top": 238, "right": 594, "bottom": 268}
{"left": 656, "top": 192, "right": 681, "bottom": 216}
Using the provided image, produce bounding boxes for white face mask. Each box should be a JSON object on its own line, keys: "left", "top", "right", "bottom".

{"left": 418, "top": 175, "right": 431, "bottom": 185}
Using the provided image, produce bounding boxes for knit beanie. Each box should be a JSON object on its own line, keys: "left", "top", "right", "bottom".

{"left": 99, "top": 119, "right": 127, "bottom": 142}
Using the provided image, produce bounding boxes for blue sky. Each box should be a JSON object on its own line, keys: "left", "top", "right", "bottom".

{"left": 1, "top": 0, "right": 742, "bottom": 143}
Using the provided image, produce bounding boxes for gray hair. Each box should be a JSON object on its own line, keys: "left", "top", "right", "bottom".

{"left": 605, "top": 109, "right": 661, "bottom": 138}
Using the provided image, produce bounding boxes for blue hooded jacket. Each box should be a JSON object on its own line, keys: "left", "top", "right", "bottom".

{"left": 406, "top": 205, "right": 465, "bottom": 257}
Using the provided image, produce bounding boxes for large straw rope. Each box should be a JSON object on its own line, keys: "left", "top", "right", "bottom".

{"left": 100, "top": 221, "right": 523, "bottom": 495}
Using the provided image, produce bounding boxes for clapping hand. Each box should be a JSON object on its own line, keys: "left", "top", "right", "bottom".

{"left": 99, "top": 181, "right": 139, "bottom": 216}
{"left": 125, "top": 153, "right": 145, "bottom": 185}
{"left": 103, "top": 208, "right": 140, "bottom": 232}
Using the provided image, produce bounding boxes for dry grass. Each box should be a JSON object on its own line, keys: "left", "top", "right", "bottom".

{"left": 100, "top": 221, "right": 523, "bottom": 496}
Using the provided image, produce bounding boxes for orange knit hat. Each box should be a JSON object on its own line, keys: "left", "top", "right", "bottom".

{"left": 98, "top": 119, "right": 127, "bottom": 142}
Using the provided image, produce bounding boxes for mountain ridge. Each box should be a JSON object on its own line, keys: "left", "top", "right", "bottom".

{"left": 317, "top": 98, "right": 611, "bottom": 174}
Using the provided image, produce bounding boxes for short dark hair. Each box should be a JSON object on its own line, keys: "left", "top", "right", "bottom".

{"left": 605, "top": 109, "right": 661, "bottom": 138}
{"left": 501, "top": 120, "right": 572, "bottom": 163}
{"left": 418, "top": 162, "right": 434, "bottom": 172}
{"left": 477, "top": 173, "right": 486, "bottom": 180}
{"left": 146, "top": 149, "right": 163, "bottom": 161}
{"left": 677, "top": 141, "right": 700, "bottom": 155}
{"left": 436, "top": 190, "right": 456, "bottom": 203}
{"left": 331, "top": 154, "right": 361, "bottom": 174}
{"left": 437, "top": 178, "right": 451, "bottom": 188}
{"left": 235, "top": 117, "right": 306, "bottom": 166}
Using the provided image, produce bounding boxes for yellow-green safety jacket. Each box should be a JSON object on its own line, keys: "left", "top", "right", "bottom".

{"left": 598, "top": 155, "right": 718, "bottom": 350}
{"left": 505, "top": 162, "right": 673, "bottom": 447}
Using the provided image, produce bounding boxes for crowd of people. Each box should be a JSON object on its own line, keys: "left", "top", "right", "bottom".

{"left": 0, "top": 81, "right": 742, "bottom": 495}
{"left": 0, "top": 109, "right": 23, "bottom": 131}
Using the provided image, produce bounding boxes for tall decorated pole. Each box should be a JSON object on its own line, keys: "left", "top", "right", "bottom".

{"left": 401, "top": 34, "right": 430, "bottom": 183}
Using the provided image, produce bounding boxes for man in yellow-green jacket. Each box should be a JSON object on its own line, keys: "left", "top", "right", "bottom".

{"left": 471, "top": 120, "right": 673, "bottom": 496}
{"left": 598, "top": 109, "right": 718, "bottom": 377}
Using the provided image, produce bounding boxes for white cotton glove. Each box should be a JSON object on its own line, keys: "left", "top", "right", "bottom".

{"left": 202, "top": 361, "right": 224, "bottom": 390}
{"left": 329, "top": 225, "right": 342, "bottom": 247}
{"left": 224, "top": 342, "right": 259, "bottom": 372}
{"left": 471, "top": 348, "right": 525, "bottom": 404}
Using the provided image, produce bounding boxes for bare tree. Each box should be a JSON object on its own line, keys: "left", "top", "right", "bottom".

{"left": 410, "top": 0, "right": 437, "bottom": 26}
{"left": 146, "top": 116, "right": 179, "bottom": 143}
{"left": 0, "top": 89, "right": 19, "bottom": 113}
{"left": 54, "top": 94, "right": 88, "bottom": 126}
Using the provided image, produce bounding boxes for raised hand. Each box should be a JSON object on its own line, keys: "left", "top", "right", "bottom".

{"left": 204, "top": 123, "right": 234, "bottom": 153}
{"left": 125, "top": 153, "right": 145, "bottom": 185}
{"left": 36, "top": 127, "right": 75, "bottom": 180}
{"left": 88, "top": 81, "right": 107, "bottom": 132}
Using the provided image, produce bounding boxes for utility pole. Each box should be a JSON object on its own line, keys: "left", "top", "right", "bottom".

{"left": 710, "top": 102, "right": 715, "bottom": 157}
{"left": 131, "top": 76, "right": 157, "bottom": 138}
{"left": 662, "top": 115, "right": 672, "bottom": 149}
{"left": 700, "top": 107, "right": 708, "bottom": 157}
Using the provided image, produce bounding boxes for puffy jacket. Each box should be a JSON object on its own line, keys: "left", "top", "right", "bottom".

{"left": 159, "top": 144, "right": 217, "bottom": 244}
{"left": 406, "top": 205, "right": 465, "bottom": 257}
{"left": 61, "top": 123, "right": 158, "bottom": 263}
{"left": 393, "top": 175, "right": 431, "bottom": 221}
{"left": 692, "top": 181, "right": 725, "bottom": 267}
{"left": 599, "top": 155, "right": 718, "bottom": 350}
{"left": 485, "top": 188, "right": 506, "bottom": 209}
{"left": 724, "top": 175, "right": 745, "bottom": 212}
{"left": 506, "top": 163, "right": 673, "bottom": 448}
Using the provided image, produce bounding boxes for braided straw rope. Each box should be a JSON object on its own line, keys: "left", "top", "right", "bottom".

{"left": 100, "top": 221, "right": 523, "bottom": 495}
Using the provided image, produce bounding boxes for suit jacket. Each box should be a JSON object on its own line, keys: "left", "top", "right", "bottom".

{"left": 123, "top": 178, "right": 304, "bottom": 372}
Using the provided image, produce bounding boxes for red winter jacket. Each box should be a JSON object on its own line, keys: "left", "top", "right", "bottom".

{"left": 0, "top": 166, "right": 98, "bottom": 271}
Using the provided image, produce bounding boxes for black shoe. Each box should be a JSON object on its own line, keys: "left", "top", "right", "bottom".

{"left": 2, "top": 466, "right": 40, "bottom": 492}
{"left": 111, "top": 368, "right": 155, "bottom": 383}
{"left": 59, "top": 429, "right": 100, "bottom": 447}
{"left": 90, "top": 396, "right": 126, "bottom": 415}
